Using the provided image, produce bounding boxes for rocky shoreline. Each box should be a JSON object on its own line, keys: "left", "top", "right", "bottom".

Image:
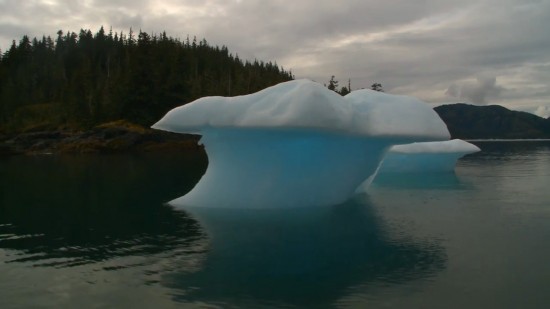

{"left": 0, "top": 120, "right": 203, "bottom": 156}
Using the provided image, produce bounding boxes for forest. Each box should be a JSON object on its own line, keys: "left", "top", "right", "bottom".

{"left": 0, "top": 27, "right": 294, "bottom": 133}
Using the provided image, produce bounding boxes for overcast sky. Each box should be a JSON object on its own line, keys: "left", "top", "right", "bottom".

{"left": 1, "top": 0, "right": 549, "bottom": 117}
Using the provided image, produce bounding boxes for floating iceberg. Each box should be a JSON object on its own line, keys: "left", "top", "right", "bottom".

{"left": 355, "top": 139, "right": 480, "bottom": 190}
{"left": 152, "top": 79, "right": 450, "bottom": 208}
{"left": 377, "top": 139, "right": 481, "bottom": 174}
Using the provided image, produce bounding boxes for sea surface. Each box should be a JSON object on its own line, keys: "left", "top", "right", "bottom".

{"left": 1, "top": 141, "right": 549, "bottom": 308}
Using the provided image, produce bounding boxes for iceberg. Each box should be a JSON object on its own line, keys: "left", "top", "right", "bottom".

{"left": 354, "top": 139, "right": 480, "bottom": 190}
{"left": 377, "top": 139, "right": 481, "bottom": 174}
{"left": 152, "top": 79, "right": 450, "bottom": 208}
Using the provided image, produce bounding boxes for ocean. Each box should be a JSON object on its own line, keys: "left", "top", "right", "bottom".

{"left": 1, "top": 141, "right": 549, "bottom": 308}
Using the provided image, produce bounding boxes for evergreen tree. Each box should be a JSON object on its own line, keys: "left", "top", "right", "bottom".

{"left": 371, "top": 83, "right": 383, "bottom": 92}
{"left": 0, "top": 27, "right": 294, "bottom": 132}
{"left": 327, "top": 75, "right": 339, "bottom": 92}
{"left": 339, "top": 79, "right": 352, "bottom": 96}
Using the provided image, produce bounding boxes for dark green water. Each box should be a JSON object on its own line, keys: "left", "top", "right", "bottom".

{"left": 1, "top": 142, "right": 549, "bottom": 308}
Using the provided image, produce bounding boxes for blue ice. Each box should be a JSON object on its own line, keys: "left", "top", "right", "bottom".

{"left": 153, "top": 79, "right": 451, "bottom": 208}
{"left": 377, "top": 139, "right": 481, "bottom": 174}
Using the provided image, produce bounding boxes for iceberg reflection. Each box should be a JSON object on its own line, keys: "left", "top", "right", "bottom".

{"left": 165, "top": 198, "right": 447, "bottom": 307}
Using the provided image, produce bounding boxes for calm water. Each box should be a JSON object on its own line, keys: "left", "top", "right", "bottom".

{"left": 1, "top": 141, "right": 549, "bottom": 308}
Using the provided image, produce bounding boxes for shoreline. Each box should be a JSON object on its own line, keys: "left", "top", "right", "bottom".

{"left": 3, "top": 121, "right": 549, "bottom": 157}
{"left": 0, "top": 120, "right": 204, "bottom": 156}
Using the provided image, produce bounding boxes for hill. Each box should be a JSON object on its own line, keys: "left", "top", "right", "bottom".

{"left": 0, "top": 27, "right": 293, "bottom": 134}
{"left": 434, "top": 103, "right": 550, "bottom": 139}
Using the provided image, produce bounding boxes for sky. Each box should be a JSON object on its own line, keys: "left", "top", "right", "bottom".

{"left": 1, "top": 0, "right": 549, "bottom": 117}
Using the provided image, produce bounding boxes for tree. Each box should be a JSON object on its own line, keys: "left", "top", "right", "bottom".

{"left": 327, "top": 75, "right": 339, "bottom": 92}
{"left": 0, "top": 27, "right": 294, "bottom": 131}
{"left": 371, "top": 83, "right": 383, "bottom": 92}
{"left": 339, "top": 79, "right": 351, "bottom": 95}
{"left": 339, "top": 86, "right": 350, "bottom": 96}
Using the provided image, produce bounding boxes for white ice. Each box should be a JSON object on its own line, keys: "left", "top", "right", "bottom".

{"left": 152, "top": 79, "right": 450, "bottom": 208}
{"left": 376, "top": 139, "right": 480, "bottom": 174}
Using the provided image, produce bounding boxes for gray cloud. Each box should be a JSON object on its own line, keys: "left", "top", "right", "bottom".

{"left": 446, "top": 75, "right": 505, "bottom": 104}
{"left": 0, "top": 0, "right": 549, "bottom": 113}
{"left": 534, "top": 106, "right": 550, "bottom": 118}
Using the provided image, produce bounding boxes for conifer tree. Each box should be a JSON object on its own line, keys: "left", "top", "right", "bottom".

{"left": 0, "top": 27, "right": 294, "bottom": 132}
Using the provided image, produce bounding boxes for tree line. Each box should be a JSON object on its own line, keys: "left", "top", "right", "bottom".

{"left": 325, "top": 75, "right": 384, "bottom": 96}
{"left": 0, "top": 27, "right": 294, "bottom": 133}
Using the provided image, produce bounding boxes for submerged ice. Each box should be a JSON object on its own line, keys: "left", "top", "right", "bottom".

{"left": 152, "top": 79, "right": 450, "bottom": 208}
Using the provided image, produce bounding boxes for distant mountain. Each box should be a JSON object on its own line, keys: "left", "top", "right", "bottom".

{"left": 434, "top": 103, "right": 550, "bottom": 139}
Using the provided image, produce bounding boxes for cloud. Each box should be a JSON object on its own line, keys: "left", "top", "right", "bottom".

{"left": 445, "top": 75, "right": 506, "bottom": 104}
{"left": 0, "top": 0, "right": 549, "bottom": 114}
{"left": 534, "top": 106, "right": 550, "bottom": 119}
